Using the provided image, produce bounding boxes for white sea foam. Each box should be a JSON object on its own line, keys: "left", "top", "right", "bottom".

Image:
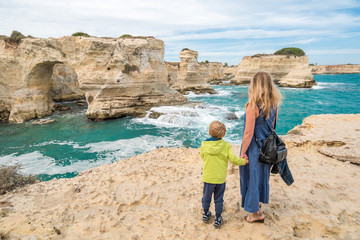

{"left": 0, "top": 135, "right": 182, "bottom": 176}
{"left": 83, "top": 135, "right": 181, "bottom": 153}
{"left": 134, "top": 104, "right": 241, "bottom": 131}
{"left": 312, "top": 82, "right": 348, "bottom": 90}
{"left": 215, "top": 90, "right": 232, "bottom": 97}
{"left": 185, "top": 92, "right": 211, "bottom": 98}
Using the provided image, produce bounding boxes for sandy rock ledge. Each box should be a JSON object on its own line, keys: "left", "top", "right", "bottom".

{"left": 0, "top": 114, "right": 359, "bottom": 239}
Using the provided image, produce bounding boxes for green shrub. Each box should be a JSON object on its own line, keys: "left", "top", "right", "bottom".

{"left": 0, "top": 165, "right": 37, "bottom": 195}
{"left": 223, "top": 62, "right": 228, "bottom": 67}
{"left": 120, "top": 34, "right": 133, "bottom": 38}
{"left": 72, "top": 32, "right": 91, "bottom": 37}
{"left": 274, "top": 47, "right": 305, "bottom": 56}
{"left": 309, "top": 63, "right": 315, "bottom": 66}
{"left": 205, "top": 60, "right": 209, "bottom": 64}
{"left": 9, "top": 30, "right": 25, "bottom": 44}
{"left": 181, "top": 48, "right": 190, "bottom": 51}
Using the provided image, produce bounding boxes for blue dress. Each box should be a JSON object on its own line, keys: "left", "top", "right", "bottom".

{"left": 239, "top": 107, "right": 277, "bottom": 213}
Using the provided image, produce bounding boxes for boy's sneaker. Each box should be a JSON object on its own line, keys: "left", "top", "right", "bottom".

{"left": 202, "top": 210, "right": 212, "bottom": 223}
{"left": 214, "top": 216, "right": 223, "bottom": 229}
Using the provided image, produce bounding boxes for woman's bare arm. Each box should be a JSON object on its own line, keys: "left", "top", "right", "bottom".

{"left": 240, "top": 105, "right": 259, "bottom": 158}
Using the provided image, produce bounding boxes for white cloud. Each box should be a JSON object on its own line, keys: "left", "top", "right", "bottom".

{"left": 0, "top": 0, "right": 360, "bottom": 64}
{"left": 307, "top": 49, "right": 360, "bottom": 55}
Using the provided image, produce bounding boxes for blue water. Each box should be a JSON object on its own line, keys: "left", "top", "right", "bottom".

{"left": 0, "top": 74, "right": 359, "bottom": 180}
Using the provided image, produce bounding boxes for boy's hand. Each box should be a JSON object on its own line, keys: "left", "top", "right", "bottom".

{"left": 241, "top": 153, "right": 249, "bottom": 164}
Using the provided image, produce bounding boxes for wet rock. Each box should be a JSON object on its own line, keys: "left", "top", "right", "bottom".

{"left": 226, "top": 112, "right": 238, "bottom": 120}
{"left": 149, "top": 111, "right": 165, "bottom": 119}
{"left": 53, "top": 104, "right": 71, "bottom": 112}
{"left": 32, "top": 119, "right": 55, "bottom": 125}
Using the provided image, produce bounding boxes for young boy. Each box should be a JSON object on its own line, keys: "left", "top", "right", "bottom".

{"left": 200, "top": 121, "right": 248, "bottom": 228}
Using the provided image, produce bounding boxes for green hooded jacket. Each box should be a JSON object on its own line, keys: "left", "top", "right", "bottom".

{"left": 200, "top": 138, "right": 246, "bottom": 184}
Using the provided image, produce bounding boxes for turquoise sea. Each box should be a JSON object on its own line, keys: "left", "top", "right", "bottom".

{"left": 0, "top": 74, "right": 359, "bottom": 181}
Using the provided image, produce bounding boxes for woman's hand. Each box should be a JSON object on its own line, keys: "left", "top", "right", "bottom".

{"left": 241, "top": 153, "right": 249, "bottom": 163}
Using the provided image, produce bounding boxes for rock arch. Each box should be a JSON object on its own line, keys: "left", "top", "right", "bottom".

{"left": 0, "top": 36, "right": 187, "bottom": 123}
{"left": 9, "top": 61, "right": 61, "bottom": 123}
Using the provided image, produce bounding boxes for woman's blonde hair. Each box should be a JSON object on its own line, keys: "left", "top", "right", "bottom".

{"left": 246, "top": 72, "right": 282, "bottom": 119}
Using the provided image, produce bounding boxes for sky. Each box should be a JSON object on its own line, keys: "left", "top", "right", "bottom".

{"left": 1, "top": 0, "right": 360, "bottom": 65}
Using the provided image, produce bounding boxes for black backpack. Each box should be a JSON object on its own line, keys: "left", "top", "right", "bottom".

{"left": 254, "top": 112, "right": 287, "bottom": 165}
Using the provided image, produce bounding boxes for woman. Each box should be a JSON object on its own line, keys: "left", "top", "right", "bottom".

{"left": 239, "top": 72, "right": 282, "bottom": 223}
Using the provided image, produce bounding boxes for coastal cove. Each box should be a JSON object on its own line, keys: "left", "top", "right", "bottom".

{"left": 0, "top": 74, "right": 359, "bottom": 181}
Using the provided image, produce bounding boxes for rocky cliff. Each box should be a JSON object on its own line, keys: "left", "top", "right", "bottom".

{"left": 311, "top": 64, "right": 360, "bottom": 74}
{"left": 0, "top": 36, "right": 187, "bottom": 123}
{"left": 166, "top": 61, "right": 224, "bottom": 86}
{"left": 170, "top": 49, "right": 215, "bottom": 94}
{"left": 232, "top": 55, "right": 316, "bottom": 88}
{"left": 203, "top": 62, "right": 224, "bottom": 82}
{"left": 223, "top": 66, "right": 237, "bottom": 80}
{"left": 165, "top": 62, "right": 180, "bottom": 86}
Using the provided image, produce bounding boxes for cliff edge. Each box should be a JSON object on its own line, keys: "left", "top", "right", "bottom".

{"left": 0, "top": 114, "right": 359, "bottom": 239}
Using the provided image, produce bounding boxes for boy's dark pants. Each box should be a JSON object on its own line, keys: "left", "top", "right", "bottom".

{"left": 202, "top": 182, "right": 226, "bottom": 216}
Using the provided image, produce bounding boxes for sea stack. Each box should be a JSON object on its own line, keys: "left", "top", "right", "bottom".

{"left": 171, "top": 49, "right": 216, "bottom": 94}
{"left": 232, "top": 55, "right": 316, "bottom": 88}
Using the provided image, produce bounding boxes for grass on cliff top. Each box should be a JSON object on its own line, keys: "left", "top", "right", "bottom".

{"left": 120, "top": 34, "right": 133, "bottom": 38}
{"left": 274, "top": 47, "right": 305, "bottom": 56}
{"left": 72, "top": 32, "right": 91, "bottom": 37}
{"left": 0, "top": 165, "right": 38, "bottom": 195}
{"left": 0, "top": 30, "right": 26, "bottom": 45}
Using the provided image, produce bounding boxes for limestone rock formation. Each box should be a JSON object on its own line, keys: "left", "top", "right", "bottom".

{"left": 171, "top": 49, "right": 215, "bottom": 94}
{"left": 232, "top": 55, "right": 316, "bottom": 88}
{"left": 311, "top": 64, "right": 360, "bottom": 74}
{"left": 0, "top": 36, "right": 187, "bottom": 123}
{"left": 165, "top": 62, "right": 180, "bottom": 86}
{"left": 166, "top": 61, "right": 224, "bottom": 86}
{"left": 51, "top": 64, "right": 84, "bottom": 101}
{"left": 223, "top": 66, "right": 237, "bottom": 80}
{"left": 283, "top": 114, "right": 360, "bottom": 164}
{"left": 204, "top": 62, "right": 224, "bottom": 82}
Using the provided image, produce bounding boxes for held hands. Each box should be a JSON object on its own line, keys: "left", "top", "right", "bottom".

{"left": 241, "top": 153, "right": 249, "bottom": 164}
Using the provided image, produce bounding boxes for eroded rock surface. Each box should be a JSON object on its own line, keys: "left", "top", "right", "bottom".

{"left": 171, "top": 49, "right": 215, "bottom": 94}
{"left": 166, "top": 60, "right": 225, "bottom": 86}
{"left": 0, "top": 36, "right": 187, "bottom": 123}
{"left": 232, "top": 55, "right": 316, "bottom": 88}
{"left": 204, "top": 62, "right": 224, "bottom": 82}
{"left": 51, "top": 64, "right": 84, "bottom": 101}
{"left": 312, "top": 64, "right": 360, "bottom": 75}
{"left": 283, "top": 114, "right": 360, "bottom": 164}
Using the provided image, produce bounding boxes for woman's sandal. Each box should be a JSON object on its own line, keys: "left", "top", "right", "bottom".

{"left": 244, "top": 213, "right": 265, "bottom": 223}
